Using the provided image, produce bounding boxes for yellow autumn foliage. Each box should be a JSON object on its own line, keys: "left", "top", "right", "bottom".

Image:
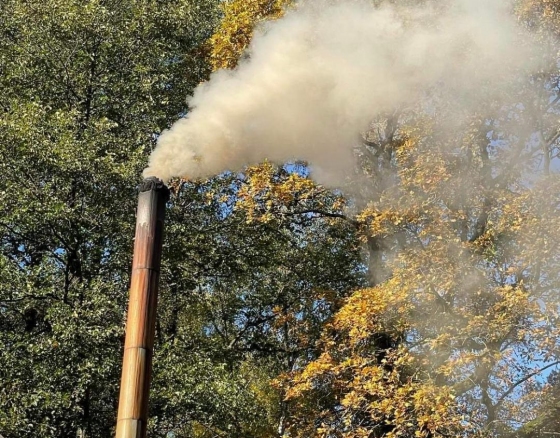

{"left": 204, "top": 0, "right": 560, "bottom": 435}
{"left": 209, "top": 0, "right": 293, "bottom": 70}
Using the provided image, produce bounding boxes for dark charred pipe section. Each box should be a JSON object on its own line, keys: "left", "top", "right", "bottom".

{"left": 115, "top": 177, "right": 169, "bottom": 438}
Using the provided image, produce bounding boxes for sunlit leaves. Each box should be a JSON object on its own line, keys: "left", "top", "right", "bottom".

{"left": 208, "top": 0, "right": 293, "bottom": 70}
{"left": 0, "top": 0, "right": 219, "bottom": 436}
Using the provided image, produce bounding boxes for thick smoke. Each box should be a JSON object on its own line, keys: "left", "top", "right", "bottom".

{"left": 144, "top": 0, "right": 539, "bottom": 183}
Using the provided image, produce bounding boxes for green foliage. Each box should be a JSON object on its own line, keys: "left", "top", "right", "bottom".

{"left": 0, "top": 0, "right": 219, "bottom": 435}
{"left": 150, "top": 173, "right": 365, "bottom": 436}
{"left": 0, "top": 3, "right": 365, "bottom": 436}
{"left": 3, "top": 0, "right": 560, "bottom": 437}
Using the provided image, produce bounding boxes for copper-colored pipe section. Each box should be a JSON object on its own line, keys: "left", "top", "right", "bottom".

{"left": 115, "top": 177, "right": 169, "bottom": 438}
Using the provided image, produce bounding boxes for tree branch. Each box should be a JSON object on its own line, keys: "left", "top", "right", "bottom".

{"left": 286, "top": 209, "right": 360, "bottom": 228}
{"left": 494, "top": 360, "right": 560, "bottom": 410}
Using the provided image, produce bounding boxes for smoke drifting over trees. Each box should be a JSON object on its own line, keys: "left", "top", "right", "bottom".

{"left": 145, "top": 0, "right": 544, "bottom": 184}
{"left": 2, "top": 0, "right": 560, "bottom": 436}
{"left": 190, "top": 0, "right": 560, "bottom": 435}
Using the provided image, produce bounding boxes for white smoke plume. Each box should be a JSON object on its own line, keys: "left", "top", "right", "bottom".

{"left": 143, "top": 0, "right": 540, "bottom": 184}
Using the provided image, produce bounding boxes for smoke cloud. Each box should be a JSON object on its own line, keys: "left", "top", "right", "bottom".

{"left": 143, "top": 0, "right": 541, "bottom": 184}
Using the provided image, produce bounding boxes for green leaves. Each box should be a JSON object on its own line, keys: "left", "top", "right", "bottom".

{"left": 149, "top": 174, "right": 365, "bottom": 436}
{"left": 3, "top": 0, "right": 559, "bottom": 436}
{"left": 0, "top": 0, "right": 219, "bottom": 436}
{"left": 0, "top": 2, "right": 362, "bottom": 435}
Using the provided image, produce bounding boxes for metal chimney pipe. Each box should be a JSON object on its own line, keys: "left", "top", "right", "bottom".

{"left": 115, "top": 177, "right": 169, "bottom": 438}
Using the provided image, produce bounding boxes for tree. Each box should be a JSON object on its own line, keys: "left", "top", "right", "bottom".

{"left": 3, "top": 0, "right": 560, "bottom": 436}
{"left": 512, "top": 371, "right": 560, "bottom": 437}
{"left": 150, "top": 166, "right": 365, "bottom": 436}
{"left": 208, "top": 0, "right": 292, "bottom": 70}
{"left": 282, "top": 1, "right": 560, "bottom": 434}
{"left": 0, "top": 2, "right": 365, "bottom": 436}
{"left": 0, "top": 0, "right": 219, "bottom": 435}
{"left": 205, "top": 0, "right": 560, "bottom": 435}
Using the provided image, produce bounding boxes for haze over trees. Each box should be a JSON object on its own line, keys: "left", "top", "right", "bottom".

{"left": 1, "top": 0, "right": 560, "bottom": 437}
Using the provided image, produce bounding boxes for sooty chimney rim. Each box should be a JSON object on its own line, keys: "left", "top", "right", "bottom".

{"left": 139, "top": 177, "right": 170, "bottom": 198}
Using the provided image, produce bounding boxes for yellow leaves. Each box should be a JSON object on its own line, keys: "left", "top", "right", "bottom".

{"left": 357, "top": 206, "right": 414, "bottom": 238}
{"left": 334, "top": 281, "right": 412, "bottom": 347}
{"left": 235, "top": 161, "right": 334, "bottom": 223}
{"left": 285, "top": 339, "right": 464, "bottom": 436}
{"left": 208, "top": 0, "right": 293, "bottom": 70}
{"left": 203, "top": 190, "right": 216, "bottom": 205}
{"left": 204, "top": 3, "right": 560, "bottom": 430}
{"left": 516, "top": 0, "right": 560, "bottom": 34}
{"left": 394, "top": 129, "right": 452, "bottom": 195}
{"left": 340, "top": 390, "right": 363, "bottom": 409}
{"left": 412, "top": 384, "right": 460, "bottom": 433}
{"left": 284, "top": 352, "right": 334, "bottom": 400}
{"left": 281, "top": 266, "right": 465, "bottom": 435}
